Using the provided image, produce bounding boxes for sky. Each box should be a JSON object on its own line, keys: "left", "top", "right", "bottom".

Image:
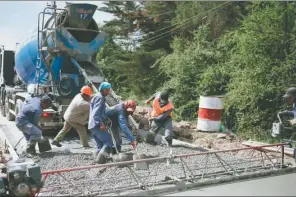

{"left": 0, "top": 1, "right": 115, "bottom": 50}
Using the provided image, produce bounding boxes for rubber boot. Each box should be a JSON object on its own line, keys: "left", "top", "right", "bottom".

{"left": 145, "top": 131, "right": 155, "bottom": 145}
{"left": 26, "top": 142, "right": 37, "bottom": 158}
{"left": 95, "top": 146, "right": 111, "bottom": 164}
{"left": 165, "top": 137, "right": 173, "bottom": 147}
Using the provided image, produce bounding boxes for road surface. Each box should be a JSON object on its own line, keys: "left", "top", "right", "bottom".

{"left": 166, "top": 172, "right": 296, "bottom": 196}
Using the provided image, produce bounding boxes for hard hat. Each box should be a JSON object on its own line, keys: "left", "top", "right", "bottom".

{"left": 98, "top": 82, "right": 111, "bottom": 92}
{"left": 283, "top": 87, "right": 296, "bottom": 98}
{"left": 80, "top": 86, "right": 92, "bottom": 96}
{"left": 126, "top": 100, "right": 136, "bottom": 112}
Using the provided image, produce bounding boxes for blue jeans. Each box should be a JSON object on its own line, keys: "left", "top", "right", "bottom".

{"left": 90, "top": 127, "right": 114, "bottom": 153}
{"left": 16, "top": 123, "right": 42, "bottom": 142}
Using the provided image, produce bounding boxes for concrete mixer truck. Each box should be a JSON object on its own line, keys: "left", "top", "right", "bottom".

{"left": 0, "top": 2, "right": 139, "bottom": 132}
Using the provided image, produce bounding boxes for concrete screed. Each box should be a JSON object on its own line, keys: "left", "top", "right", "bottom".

{"left": 0, "top": 113, "right": 295, "bottom": 196}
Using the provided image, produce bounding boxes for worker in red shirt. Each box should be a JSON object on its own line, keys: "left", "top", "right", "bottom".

{"left": 106, "top": 100, "right": 137, "bottom": 154}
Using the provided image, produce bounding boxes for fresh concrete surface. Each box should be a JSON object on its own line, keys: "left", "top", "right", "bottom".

{"left": 166, "top": 172, "right": 296, "bottom": 196}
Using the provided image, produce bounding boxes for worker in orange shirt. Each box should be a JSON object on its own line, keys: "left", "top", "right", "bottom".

{"left": 145, "top": 91, "right": 174, "bottom": 147}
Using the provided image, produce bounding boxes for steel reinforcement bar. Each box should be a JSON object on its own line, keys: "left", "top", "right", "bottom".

{"left": 37, "top": 143, "right": 289, "bottom": 196}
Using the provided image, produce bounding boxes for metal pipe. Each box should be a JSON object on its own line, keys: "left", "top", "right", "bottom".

{"left": 41, "top": 143, "right": 287, "bottom": 175}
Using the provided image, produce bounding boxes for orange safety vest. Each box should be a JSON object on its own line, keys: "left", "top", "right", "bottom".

{"left": 151, "top": 97, "right": 174, "bottom": 118}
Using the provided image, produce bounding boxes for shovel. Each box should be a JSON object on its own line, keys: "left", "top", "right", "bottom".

{"left": 106, "top": 124, "right": 133, "bottom": 163}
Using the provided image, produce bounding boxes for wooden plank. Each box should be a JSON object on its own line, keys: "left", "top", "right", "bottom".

{"left": 242, "top": 141, "right": 294, "bottom": 156}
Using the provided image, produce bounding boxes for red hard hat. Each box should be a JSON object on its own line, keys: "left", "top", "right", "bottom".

{"left": 126, "top": 100, "right": 136, "bottom": 112}
{"left": 80, "top": 86, "right": 92, "bottom": 96}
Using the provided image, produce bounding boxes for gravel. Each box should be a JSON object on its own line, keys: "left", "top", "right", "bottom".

{"left": 32, "top": 139, "right": 283, "bottom": 196}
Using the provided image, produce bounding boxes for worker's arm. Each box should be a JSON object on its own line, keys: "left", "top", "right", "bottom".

{"left": 91, "top": 96, "right": 106, "bottom": 126}
{"left": 145, "top": 93, "right": 157, "bottom": 104}
{"left": 151, "top": 109, "right": 173, "bottom": 121}
{"left": 280, "top": 110, "right": 294, "bottom": 117}
{"left": 117, "top": 111, "right": 135, "bottom": 143}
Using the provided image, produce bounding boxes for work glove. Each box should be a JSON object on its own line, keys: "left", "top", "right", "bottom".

{"left": 145, "top": 100, "right": 151, "bottom": 105}
{"left": 131, "top": 141, "right": 137, "bottom": 149}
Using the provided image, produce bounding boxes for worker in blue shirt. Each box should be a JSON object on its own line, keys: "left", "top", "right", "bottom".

{"left": 15, "top": 95, "right": 52, "bottom": 157}
{"left": 88, "top": 82, "right": 113, "bottom": 164}
{"left": 106, "top": 100, "right": 137, "bottom": 154}
{"left": 282, "top": 87, "right": 296, "bottom": 118}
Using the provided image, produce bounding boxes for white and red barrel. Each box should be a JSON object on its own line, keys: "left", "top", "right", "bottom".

{"left": 197, "top": 96, "right": 223, "bottom": 132}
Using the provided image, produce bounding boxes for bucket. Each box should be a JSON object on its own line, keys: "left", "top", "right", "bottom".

{"left": 197, "top": 96, "right": 223, "bottom": 132}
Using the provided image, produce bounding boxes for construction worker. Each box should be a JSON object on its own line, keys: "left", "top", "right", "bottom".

{"left": 51, "top": 86, "right": 93, "bottom": 148}
{"left": 88, "top": 82, "right": 113, "bottom": 163}
{"left": 145, "top": 91, "right": 174, "bottom": 147}
{"left": 281, "top": 87, "right": 296, "bottom": 127}
{"left": 106, "top": 100, "right": 137, "bottom": 153}
{"left": 15, "top": 95, "right": 52, "bottom": 157}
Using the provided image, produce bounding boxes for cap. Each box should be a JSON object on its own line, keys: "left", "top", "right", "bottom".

{"left": 283, "top": 87, "right": 296, "bottom": 98}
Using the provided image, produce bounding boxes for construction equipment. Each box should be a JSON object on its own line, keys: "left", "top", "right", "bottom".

{"left": 271, "top": 112, "right": 296, "bottom": 148}
{"left": 0, "top": 2, "right": 138, "bottom": 134}
{"left": 37, "top": 143, "right": 289, "bottom": 196}
{"left": 0, "top": 159, "right": 43, "bottom": 196}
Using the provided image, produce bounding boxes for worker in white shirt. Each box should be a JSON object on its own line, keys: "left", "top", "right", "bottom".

{"left": 51, "top": 86, "right": 93, "bottom": 147}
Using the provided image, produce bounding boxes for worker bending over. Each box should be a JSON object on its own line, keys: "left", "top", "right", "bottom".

{"left": 15, "top": 95, "right": 52, "bottom": 157}
{"left": 106, "top": 100, "right": 137, "bottom": 153}
{"left": 145, "top": 91, "right": 174, "bottom": 147}
{"left": 51, "top": 86, "right": 93, "bottom": 148}
{"left": 88, "top": 82, "right": 113, "bottom": 163}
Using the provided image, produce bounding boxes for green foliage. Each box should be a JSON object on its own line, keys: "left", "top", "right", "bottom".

{"left": 96, "top": 1, "right": 296, "bottom": 141}
{"left": 159, "top": 25, "right": 221, "bottom": 121}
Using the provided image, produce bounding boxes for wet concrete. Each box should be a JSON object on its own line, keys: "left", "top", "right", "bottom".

{"left": 166, "top": 172, "right": 296, "bottom": 196}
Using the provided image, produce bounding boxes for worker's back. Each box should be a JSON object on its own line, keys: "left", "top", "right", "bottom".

{"left": 15, "top": 97, "right": 42, "bottom": 127}
{"left": 63, "top": 93, "right": 90, "bottom": 125}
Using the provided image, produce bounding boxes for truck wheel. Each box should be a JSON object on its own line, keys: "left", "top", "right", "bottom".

{"left": 15, "top": 99, "right": 24, "bottom": 117}
{"left": 5, "top": 97, "right": 14, "bottom": 121}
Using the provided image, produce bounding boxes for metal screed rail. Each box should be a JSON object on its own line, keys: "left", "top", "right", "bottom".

{"left": 36, "top": 143, "right": 288, "bottom": 196}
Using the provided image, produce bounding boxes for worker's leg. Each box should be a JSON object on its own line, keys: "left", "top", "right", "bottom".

{"left": 68, "top": 122, "right": 89, "bottom": 147}
{"left": 90, "top": 128, "right": 103, "bottom": 153}
{"left": 111, "top": 127, "right": 122, "bottom": 154}
{"left": 91, "top": 128, "right": 113, "bottom": 164}
{"left": 145, "top": 120, "right": 161, "bottom": 144}
{"left": 52, "top": 121, "right": 72, "bottom": 147}
{"left": 163, "top": 117, "right": 173, "bottom": 147}
{"left": 20, "top": 123, "right": 42, "bottom": 156}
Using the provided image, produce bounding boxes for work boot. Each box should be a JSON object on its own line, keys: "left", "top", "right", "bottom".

{"left": 83, "top": 145, "right": 91, "bottom": 148}
{"left": 95, "top": 153, "right": 108, "bottom": 164}
{"left": 145, "top": 131, "right": 155, "bottom": 145}
{"left": 26, "top": 143, "right": 36, "bottom": 158}
{"left": 165, "top": 138, "right": 173, "bottom": 147}
{"left": 95, "top": 146, "right": 112, "bottom": 164}
{"left": 51, "top": 140, "right": 62, "bottom": 147}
